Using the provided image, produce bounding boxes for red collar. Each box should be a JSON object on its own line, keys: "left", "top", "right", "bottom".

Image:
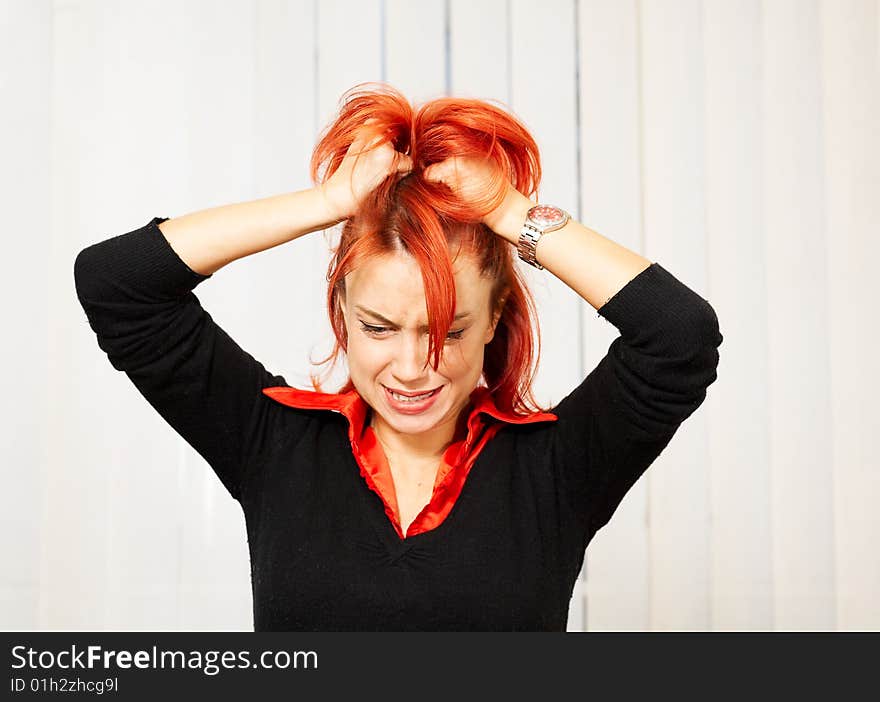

{"left": 261, "top": 384, "right": 557, "bottom": 539}
{"left": 261, "top": 384, "right": 557, "bottom": 437}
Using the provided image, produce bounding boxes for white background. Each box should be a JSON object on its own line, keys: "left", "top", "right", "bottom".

{"left": 1, "top": 0, "right": 877, "bottom": 631}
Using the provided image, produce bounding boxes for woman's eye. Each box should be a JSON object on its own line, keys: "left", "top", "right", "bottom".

{"left": 359, "top": 321, "right": 464, "bottom": 341}
{"left": 359, "top": 322, "right": 388, "bottom": 336}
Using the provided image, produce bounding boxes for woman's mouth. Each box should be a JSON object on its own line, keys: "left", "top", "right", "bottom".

{"left": 383, "top": 385, "right": 443, "bottom": 414}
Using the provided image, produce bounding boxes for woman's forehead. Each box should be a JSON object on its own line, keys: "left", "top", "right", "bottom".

{"left": 344, "top": 251, "right": 491, "bottom": 315}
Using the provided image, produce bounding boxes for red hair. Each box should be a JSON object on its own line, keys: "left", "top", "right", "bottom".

{"left": 307, "top": 82, "right": 550, "bottom": 416}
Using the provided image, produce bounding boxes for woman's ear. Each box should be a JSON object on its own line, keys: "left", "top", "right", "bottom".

{"left": 485, "top": 295, "right": 507, "bottom": 344}
{"left": 485, "top": 323, "right": 496, "bottom": 345}
{"left": 338, "top": 285, "right": 349, "bottom": 325}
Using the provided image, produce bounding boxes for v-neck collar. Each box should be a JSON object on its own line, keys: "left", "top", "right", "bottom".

{"left": 261, "top": 383, "right": 557, "bottom": 540}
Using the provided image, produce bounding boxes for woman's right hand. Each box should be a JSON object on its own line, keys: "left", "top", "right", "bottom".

{"left": 319, "top": 119, "right": 413, "bottom": 221}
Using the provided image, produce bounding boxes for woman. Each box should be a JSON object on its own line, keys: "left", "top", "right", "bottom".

{"left": 74, "top": 83, "right": 722, "bottom": 631}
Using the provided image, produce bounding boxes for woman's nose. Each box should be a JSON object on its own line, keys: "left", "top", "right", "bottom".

{"left": 392, "top": 333, "right": 432, "bottom": 382}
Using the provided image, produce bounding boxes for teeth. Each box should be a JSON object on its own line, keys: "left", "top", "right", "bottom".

{"left": 389, "top": 388, "right": 435, "bottom": 402}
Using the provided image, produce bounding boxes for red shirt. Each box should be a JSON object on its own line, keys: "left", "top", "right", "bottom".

{"left": 261, "top": 384, "right": 558, "bottom": 539}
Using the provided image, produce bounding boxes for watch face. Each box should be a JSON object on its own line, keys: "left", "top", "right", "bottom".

{"left": 528, "top": 205, "right": 566, "bottom": 228}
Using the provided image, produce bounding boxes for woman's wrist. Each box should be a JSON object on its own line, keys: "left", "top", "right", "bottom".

{"left": 483, "top": 187, "right": 533, "bottom": 246}
{"left": 317, "top": 182, "right": 353, "bottom": 224}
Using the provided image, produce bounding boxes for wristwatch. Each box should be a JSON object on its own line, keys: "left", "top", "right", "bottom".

{"left": 517, "top": 204, "right": 571, "bottom": 270}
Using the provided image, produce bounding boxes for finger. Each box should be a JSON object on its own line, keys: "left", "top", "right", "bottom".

{"left": 350, "top": 118, "right": 383, "bottom": 151}
{"left": 351, "top": 131, "right": 381, "bottom": 153}
{"left": 424, "top": 162, "right": 446, "bottom": 183}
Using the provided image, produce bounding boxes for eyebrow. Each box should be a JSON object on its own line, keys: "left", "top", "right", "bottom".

{"left": 355, "top": 305, "right": 472, "bottom": 329}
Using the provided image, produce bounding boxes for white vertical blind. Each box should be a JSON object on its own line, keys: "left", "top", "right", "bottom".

{"left": 0, "top": 0, "right": 52, "bottom": 631}
{"left": 703, "top": 0, "right": 774, "bottom": 630}
{"left": 386, "top": 0, "right": 447, "bottom": 101}
{"left": 3, "top": 0, "right": 877, "bottom": 631}
{"left": 820, "top": 0, "right": 880, "bottom": 631}
{"left": 763, "top": 0, "right": 837, "bottom": 630}
{"left": 578, "top": 0, "right": 650, "bottom": 632}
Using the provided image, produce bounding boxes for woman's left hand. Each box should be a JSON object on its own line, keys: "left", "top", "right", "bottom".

{"left": 422, "top": 156, "right": 530, "bottom": 238}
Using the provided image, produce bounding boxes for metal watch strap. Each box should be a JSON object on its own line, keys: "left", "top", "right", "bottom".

{"left": 518, "top": 221, "right": 545, "bottom": 270}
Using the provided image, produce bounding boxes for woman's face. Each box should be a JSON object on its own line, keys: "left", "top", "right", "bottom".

{"left": 341, "top": 249, "right": 500, "bottom": 440}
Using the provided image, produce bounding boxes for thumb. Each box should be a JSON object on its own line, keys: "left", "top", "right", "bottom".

{"left": 396, "top": 154, "right": 413, "bottom": 174}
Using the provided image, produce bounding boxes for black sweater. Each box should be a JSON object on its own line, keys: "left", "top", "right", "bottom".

{"left": 73, "top": 217, "right": 723, "bottom": 631}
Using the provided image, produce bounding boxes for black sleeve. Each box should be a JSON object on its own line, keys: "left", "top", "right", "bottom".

{"left": 551, "top": 263, "right": 723, "bottom": 538}
{"left": 73, "top": 216, "right": 293, "bottom": 502}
